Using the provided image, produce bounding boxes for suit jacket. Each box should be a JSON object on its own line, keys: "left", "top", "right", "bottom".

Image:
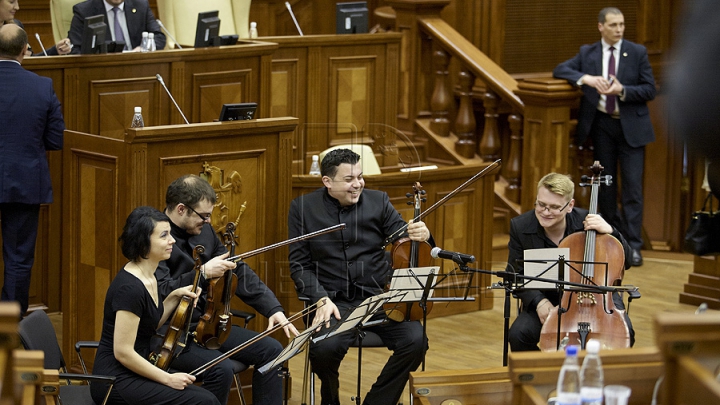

{"left": 506, "top": 208, "right": 631, "bottom": 311}
{"left": 0, "top": 61, "right": 64, "bottom": 204}
{"left": 68, "top": 0, "right": 165, "bottom": 53}
{"left": 553, "top": 40, "right": 656, "bottom": 148}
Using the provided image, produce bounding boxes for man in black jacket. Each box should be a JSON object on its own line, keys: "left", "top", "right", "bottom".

{"left": 157, "top": 174, "right": 297, "bottom": 405}
{"left": 506, "top": 172, "right": 634, "bottom": 351}
{"left": 288, "top": 149, "right": 431, "bottom": 405}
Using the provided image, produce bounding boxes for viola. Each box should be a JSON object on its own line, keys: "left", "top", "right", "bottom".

{"left": 150, "top": 245, "right": 205, "bottom": 370}
{"left": 195, "top": 223, "right": 239, "bottom": 349}
{"left": 385, "top": 182, "right": 434, "bottom": 322}
{"left": 538, "top": 161, "right": 631, "bottom": 351}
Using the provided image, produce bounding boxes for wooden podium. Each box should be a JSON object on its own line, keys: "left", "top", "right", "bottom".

{"left": 60, "top": 118, "right": 297, "bottom": 361}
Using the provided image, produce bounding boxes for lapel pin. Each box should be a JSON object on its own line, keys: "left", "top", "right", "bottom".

{"left": 623, "top": 52, "right": 627, "bottom": 57}
{"left": 132, "top": 8, "right": 137, "bottom": 13}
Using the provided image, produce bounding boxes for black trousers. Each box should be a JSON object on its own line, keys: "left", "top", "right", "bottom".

{"left": 590, "top": 113, "right": 646, "bottom": 250}
{"left": 310, "top": 300, "right": 427, "bottom": 405}
{"left": 0, "top": 202, "right": 40, "bottom": 315}
{"left": 170, "top": 325, "right": 284, "bottom": 405}
{"left": 508, "top": 292, "right": 635, "bottom": 352}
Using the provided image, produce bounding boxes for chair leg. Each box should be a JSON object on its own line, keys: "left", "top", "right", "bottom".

{"left": 233, "top": 373, "right": 247, "bottom": 405}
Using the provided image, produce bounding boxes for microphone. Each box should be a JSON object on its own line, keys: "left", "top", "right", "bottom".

{"left": 35, "top": 33, "right": 48, "bottom": 56}
{"left": 430, "top": 247, "right": 475, "bottom": 264}
{"left": 156, "top": 74, "right": 190, "bottom": 125}
{"left": 285, "top": 2, "right": 304, "bottom": 36}
{"left": 156, "top": 20, "right": 183, "bottom": 50}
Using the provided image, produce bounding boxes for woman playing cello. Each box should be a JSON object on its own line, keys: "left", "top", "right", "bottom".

{"left": 90, "top": 206, "right": 219, "bottom": 405}
{"left": 505, "top": 172, "right": 635, "bottom": 352}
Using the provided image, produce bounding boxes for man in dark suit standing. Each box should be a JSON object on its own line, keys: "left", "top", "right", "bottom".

{"left": 553, "top": 7, "right": 656, "bottom": 267}
{"left": 68, "top": 0, "right": 165, "bottom": 53}
{"left": 0, "top": 24, "right": 64, "bottom": 315}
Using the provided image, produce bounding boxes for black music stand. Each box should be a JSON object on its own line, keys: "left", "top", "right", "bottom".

{"left": 312, "top": 290, "right": 403, "bottom": 405}
{"left": 258, "top": 327, "right": 316, "bottom": 375}
{"left": 386, "top": 266, "right": 438, "bottom": 371}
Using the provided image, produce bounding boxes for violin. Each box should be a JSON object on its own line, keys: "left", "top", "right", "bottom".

{"left": 539, "top": 162, "right": 631, "bottom": 351}
{"left": 385, "top": 182, "right": 434, "bottom": 322}
{"left": 195, "top": 223, "right": 239, "bottom": 349}
{"left": 150, "top": 245, "right": 205, "bottom": 370}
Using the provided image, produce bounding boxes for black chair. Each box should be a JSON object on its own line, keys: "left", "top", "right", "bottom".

{"left": 17, "top": 310, "right": 115, "bottom": 405}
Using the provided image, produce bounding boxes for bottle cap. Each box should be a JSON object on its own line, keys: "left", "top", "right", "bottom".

{"left": 586, "top": 339, "right": 600, "bottom": 354}
{"left": 566, "top": 345, "right": 578, "bottom": 356}
{"left": 134, "top": 106, "right": 142, "bottom": 113}
{"left": 142, "top": 31, "right": 148, "bottom": 37}
{"left": 148, "top": 33, "right": 154, "bottom": 38}
{"left": 250, "top": 22, "right": 257, "bottom": 28}
{"left": 312, "top": 155, "right": 319, "bottom": 161}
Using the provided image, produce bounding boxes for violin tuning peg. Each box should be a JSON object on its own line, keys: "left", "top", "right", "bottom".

{"left": 406, "top": 201, "right": 413, "bottom": 205}
{"left": 405, "top": 193, "right": 413, "bottom": 198}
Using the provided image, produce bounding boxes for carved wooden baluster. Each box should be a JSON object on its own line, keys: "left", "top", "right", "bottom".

{"left": 429, "top": 48, "right": 451, "bottom": 137}
{"left": 505, "top": 114, "right": 523, "bottom": 202}
{"left": 454, "top": 69, "right": 477, "bottom": 158}
{"left": 479, "top": 90, "right": 501, "bottom": 161}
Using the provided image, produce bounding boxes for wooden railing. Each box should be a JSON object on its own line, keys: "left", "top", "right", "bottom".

{"left": 388, "top": 0, "right": 582, "bottom": 212}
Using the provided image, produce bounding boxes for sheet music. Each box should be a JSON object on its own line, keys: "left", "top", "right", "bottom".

{"left": 312, "top": 290, "right": 401, "bottom": 343}
{"left": 522, "top": 248, "right": 570, "bottom": 289}
{"left": 258, "top": 326, "right": 315, "bottom": 374}
{"left": 387, "top": 266, "right": 439, "bottom": 303}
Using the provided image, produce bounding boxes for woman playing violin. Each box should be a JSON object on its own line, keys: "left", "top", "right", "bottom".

{"left": 90, "top": 206, "right": 219, "bottom": 405}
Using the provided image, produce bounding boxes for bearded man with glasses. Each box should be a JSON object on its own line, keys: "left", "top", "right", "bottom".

{"left": 505, "top": 173, "right": 635, "bottom": 351}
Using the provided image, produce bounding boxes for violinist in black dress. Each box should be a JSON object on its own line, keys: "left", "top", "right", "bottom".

{"left": 90, "top": 206, "right": 219, "bottom": 405}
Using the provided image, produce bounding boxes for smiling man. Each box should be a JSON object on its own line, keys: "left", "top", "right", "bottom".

{"left": 553, "top": 7, "right": 656, "bottom": 267}
{"left": 506, "top": 173, "right": 635, "bottom": 351}
{"left": 288, "top": 148, "right": 431, "bottom": 405}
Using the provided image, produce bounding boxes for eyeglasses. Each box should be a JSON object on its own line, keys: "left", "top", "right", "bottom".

{"left": 534, "top": 200, "right": 570, "bottom": 213}
{"left": 184, "top": 204, "right": 212, "bottom": 222}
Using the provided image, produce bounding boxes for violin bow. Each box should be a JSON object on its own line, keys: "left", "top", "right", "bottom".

{"left": 382, "top": 159, "right": 501, "bottom": 248}
{"left": 226, "top": 223, "right": 346, "bottom": 262}
{"left": 189, "top": 298, "right": 326, "bottom": 376}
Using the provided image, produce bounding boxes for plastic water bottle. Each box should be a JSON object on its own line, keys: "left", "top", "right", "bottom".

{"left": 130, "top": 106, "right": 144, "bottom": 128}
{"left": 148, "top": 32, "right": 156, "bottom": 51}
{"left": 140, "top": 32, "right": 149, "bottom": 52}
{"left": 556, "top": 345, "right": 581, "bottom": 405}
{"left": 580, "top": 340, "right": 604, "bottom": 405}
{"left": 249, "top": 22, "right": 258, "bottom": 39}
{"left": 309, "top": 155, "right": 321, "bottom": 176}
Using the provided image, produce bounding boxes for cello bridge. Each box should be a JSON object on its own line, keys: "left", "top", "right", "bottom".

{"left": 576, "top": 292, "right": 597, "bottom": 305}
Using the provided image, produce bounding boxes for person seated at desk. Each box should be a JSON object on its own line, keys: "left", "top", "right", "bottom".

{"left": 68, "top": 0, "right": 165, "bottom": 53}
{"left": 0, "top": 0, "right": 72, "bottom": 55}
{"left": 90, "top": 206, "right": 220, "bottom": 405}
{"left": 506, "top": 172, "right": 635, "bottom": 351}
{"left": 288, "top": 148, "right": 431, "bottom": 405}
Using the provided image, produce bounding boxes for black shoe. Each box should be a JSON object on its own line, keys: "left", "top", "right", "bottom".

{"left": 631, "top": 249, "right": 643, "bottom": 267}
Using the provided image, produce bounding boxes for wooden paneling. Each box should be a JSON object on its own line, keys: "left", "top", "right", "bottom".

{"left": 263, "top": 33, "right": 402, "bottom": 172}
{"left": 61, "top": 118, "right": 297, "bottom": 362}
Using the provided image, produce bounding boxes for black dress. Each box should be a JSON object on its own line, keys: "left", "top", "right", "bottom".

{"left": 90, "top": 269, "right": 219, "bottom": 405}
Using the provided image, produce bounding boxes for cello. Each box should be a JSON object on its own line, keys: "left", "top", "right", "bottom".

{"left": 539, "top": 162, "right": 631, "bottom": 351}
{"left": 386, "top": 182, "right": 434, "bottom": 322}
{"left": 195, "top": 223, "right": 239, "bottom": 350}
{"left": 150, "top": 245, "right": 205, "bottom": 370}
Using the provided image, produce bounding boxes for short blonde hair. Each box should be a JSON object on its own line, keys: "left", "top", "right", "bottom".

{"left": 537, "top": 173, "right": 574, "bottom": 201}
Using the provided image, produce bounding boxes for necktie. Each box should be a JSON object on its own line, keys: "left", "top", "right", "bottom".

{"left": 112, "top": 7, "right": 126, "bottom": 49}
{"left": 607, "top": 46, "right": 616, "bottom": 114}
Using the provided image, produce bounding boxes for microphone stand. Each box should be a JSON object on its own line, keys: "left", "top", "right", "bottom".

{"left": 156, "top": 20, "right": 183, "bottom": 49}
{"left": 456, "top": 259, "right": 628, "bottom": 366}
{"left": 156, "top": 74, "right": 190, "bottom": 124}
